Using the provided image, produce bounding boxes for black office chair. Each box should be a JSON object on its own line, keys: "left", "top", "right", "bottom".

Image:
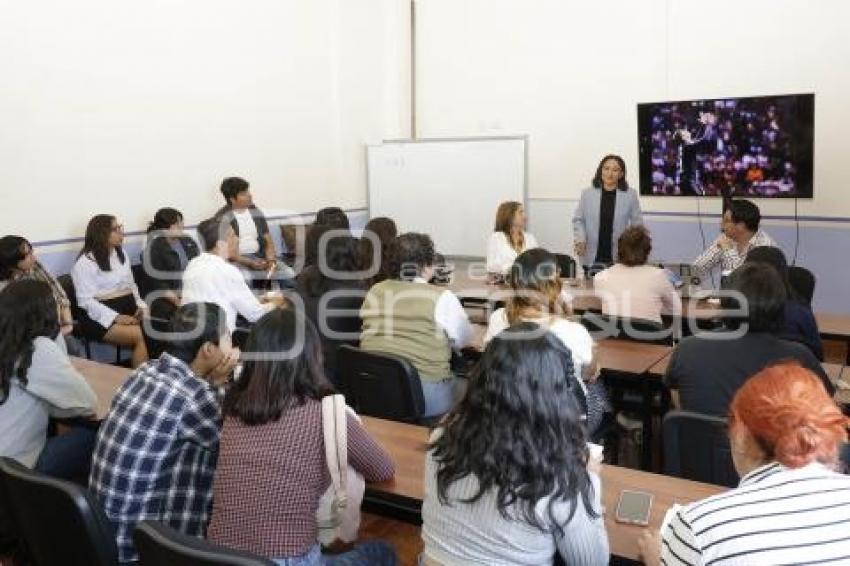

{"left": 134, "top": 521, "right": 274, "bottom": 566}
{"left": 579, "top": 311, "right": 676, "bottom": 346}
{"left": 0, "top": 457, "right": 23, "bottom": 561}
{"left": 662, "top": 411, "right": 739, "bottom": 488}
{"left": 337, "top": 345, "right": 426, "bottom": 424}
{"left": 788, "top": 265, "right": 816, "bottom": 307}
{"left": 0, "top": 456, "right": 119, "bottom": 566}
{"left": 554, "top": 253, "right": 578, "bottom": 279}
{"left": 57, "top": 273, "right": 124, "bottom": 364}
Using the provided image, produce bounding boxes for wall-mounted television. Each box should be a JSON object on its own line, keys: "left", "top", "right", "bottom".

{"left": 637, "top": 93, "right": 814, "bottom": 198}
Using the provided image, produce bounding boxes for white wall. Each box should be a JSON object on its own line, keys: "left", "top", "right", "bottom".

{"left": 0, "top": 0, "right": 410, "bottom": 243}
{"left": 415, "top": 0, "right": 850, "bottom": 218}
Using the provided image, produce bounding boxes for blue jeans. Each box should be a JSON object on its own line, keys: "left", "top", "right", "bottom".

{"left": 273, "top": 542, "right": 397, "bottom": 565}
{"left": 35, "top": 425, "right": 98, "bottom": 485}
{"left": 420, "top": 376, "right": 466, "bottom": 418}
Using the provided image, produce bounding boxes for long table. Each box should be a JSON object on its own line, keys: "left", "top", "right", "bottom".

{"left": 70, "top": 356, "right": 726, "bottom": 560}
{"left": 361, "top": 416, "right": 724, "bottom": 562}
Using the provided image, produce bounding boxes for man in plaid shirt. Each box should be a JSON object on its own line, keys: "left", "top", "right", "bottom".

{"left": 693, "top": 199, "right": 776, "bottom": 276}
{"left": 89, "top": 302, "right": 238, "bottom": 563}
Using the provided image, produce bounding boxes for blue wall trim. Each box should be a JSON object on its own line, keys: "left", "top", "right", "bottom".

{"left": 644, "top": 210, "right": 850, "bottom": 223}
{"left": 30, "top": 207, "right": 370, "bottom": 249}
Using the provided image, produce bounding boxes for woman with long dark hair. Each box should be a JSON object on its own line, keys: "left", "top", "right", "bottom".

{"left": 0, "top": 280, "right": 97, "bottom": 481}
{"left": 0, "top": 235, "right": 73, "bottom": 335}
{"left": 357, "top": 216, "right": 397, "bottom": 287}
{"left": 207, "top": 309, "right": 396, "bottom": 565}
{"left": 422, "top": 323, "right": 608, "bottom": 565}
{"left": 142, "top": 207, "right": 199, "bottom": 320}
{"left": 572, "top": 154, "right": 643, "bottom": 274}
{"left": 71, "top": 214, "right": 148, "bottom": 367}
{"left": 295, "top": 230, "right": 365, "bottom": 384}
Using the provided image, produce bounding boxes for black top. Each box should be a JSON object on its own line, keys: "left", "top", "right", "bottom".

{"left": 295, "top": 268, "right": 365, "bottom": 379}
{"left": 143, "top": 235, "right": 200, "bottom": 320}
{"left": 782, "top": 301, "right": 824, "bottom": 361}
{"left": 595, "top": 189, "right": 617, "bottom": 264}
{"left": 664, "top": 331, "right": 833, "bottom": 417}
{"left": 214, "top": 204, "right": 271, "bottom": 258}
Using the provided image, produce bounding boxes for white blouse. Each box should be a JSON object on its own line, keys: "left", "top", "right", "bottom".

{"left": 71, "top": 249, "right": 145, "bottom": 329}
{"left": 485, "top": 231, "right": 539, "bottom": 275}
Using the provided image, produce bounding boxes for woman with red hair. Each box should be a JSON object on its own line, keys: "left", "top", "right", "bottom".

{"left": 640, "top": 362, "right": 850, "bottom": 565}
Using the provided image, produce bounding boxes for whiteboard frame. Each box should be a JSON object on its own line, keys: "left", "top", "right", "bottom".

{"left": 365, "top": 135, "right": 529, "bottom": 258}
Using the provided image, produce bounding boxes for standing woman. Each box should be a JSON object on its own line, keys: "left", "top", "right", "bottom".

{"left": 142, "top": 207, "right": 199, "bottom": 321}
{"left": 71, "top": 215, "right": 148, "bottom": 367}
{"left": 572, "top": 155, "right": 643, "bottom": 274}
{"left": 486, "top": 201, "right": 539, "bottom": 276}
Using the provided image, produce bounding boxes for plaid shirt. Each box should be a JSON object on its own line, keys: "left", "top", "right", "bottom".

{"left": 693, "top": 229, "right": 776, "bottom": 275}
{"left": 89, "top": 354, "right": 222, "bottom": 563}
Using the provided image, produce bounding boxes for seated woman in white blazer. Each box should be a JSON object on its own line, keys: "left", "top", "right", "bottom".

{"left": 486, "top": 201, "right": 538, "bottom": 275}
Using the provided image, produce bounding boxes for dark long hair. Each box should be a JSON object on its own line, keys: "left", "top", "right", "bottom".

{"left": 746, "top": 246, "right": 798, "bottom": 301}
{"left": 358, "top": 217, "right": 397, "bottom": 286}
{"left": 147, "top": 207, "right": 183, "bottom": 235}
{"left": 0, "top": 280, "right": 60, "bottom": 403}
{"left": 0, "top": 236, "right": 30, "bottom": 280}
{"left": 591, "top": 154, "right": 629, "bottom": 190}
{"left": 222, "top": 309, "right": 332, "bottom": 425}
{"left": 431, "top": 322, "right": 597, "bottom": 534}
{"left": 299, "top": 233, "right": 362, "bottom": 296}
{"left": 505, "top": 248, "right": 571, "bottom": 323}
{"left": 80, "top": 214, "right": 125, "bottom": 271}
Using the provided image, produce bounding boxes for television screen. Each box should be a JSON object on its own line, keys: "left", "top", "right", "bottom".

{"left": 637, "top": 93, "right": 814, "bottom": 198}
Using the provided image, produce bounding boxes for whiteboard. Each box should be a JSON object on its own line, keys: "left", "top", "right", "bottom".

{"left": 367, "top": 137, "right": 527, "bottom": 257}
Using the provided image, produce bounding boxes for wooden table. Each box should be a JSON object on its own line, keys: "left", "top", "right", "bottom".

{"left": 362, "top": 416, "right": 724, "bottom": 562}
{"left": 816, "top": 312, "right": 850, "bottom": 364}
{"left": 71, "top": 356, "right": 131, "bottom": 419}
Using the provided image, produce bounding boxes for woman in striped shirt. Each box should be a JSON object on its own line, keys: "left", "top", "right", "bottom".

{"left": 639, "top": 362, "right": 850, "bottom": 565}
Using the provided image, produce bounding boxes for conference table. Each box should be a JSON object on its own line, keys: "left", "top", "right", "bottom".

{"left": 361, "top": 415, "right": 724, "bottom": 562}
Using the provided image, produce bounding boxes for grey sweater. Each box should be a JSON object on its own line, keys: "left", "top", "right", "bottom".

{"left": 572, "top": 186, "right": 643, "bottom": 266}
{"left": 0, "top": 336, "right": 97, "bottom": 467}
{"left": 422, "top": 443, "right": 609, "bottom": 565}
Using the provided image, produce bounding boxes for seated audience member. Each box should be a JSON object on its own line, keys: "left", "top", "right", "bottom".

{"left": 358, "top": 216, "right": 397, "bottom": 287}
{"left": 314, "top": 206, "right": 350, "bottom": 231}
{"left": 484, "top": 248, "right": 606, "bottom": 435}
{"left": 593, "top": 226, "right": 681, "bottom": 325}
{"left": 664, "top": 263, "right": 833, "bottom": 416}
{"left": 745, "top": 245, "right": 823, "bottom": 360}
{"left": 693, "top": 199, "right": 776, "bottom": 276}
{"left": 0, "top": 280, "right": 97, "bottom": 482}
{"left": 207, "top": 309, "right": 396, "bottom": 565}
{"left": 486, "top": 201, "right": 539, "bottom": 275}
{"left": 295, "top": 227, "right": 365, "bottom": 385}
{"left": 360, "top": 233, "right": 473, "bottom": 418}
{"left": 0, "top": 235, "right": 73, "bottom": 333}
{"left": 423, "top": 323, "right": 609, "bottom": 565}
{"left": 182, "top": 218, "right": 283, "bottom": 335}
{"left": 214, "top": 176, "right": 294, "bottom": 287}
{"left": 90, "top": 302, "right": 237, "bottom": 564}
{"left": 71, "top": 214, "right": 149, "bottom": 367}
{"left": 640, "top": 362, "right": 850, "bottom": 566}
{"left": 142, "top": 207, "right": 199, "bottom": 321}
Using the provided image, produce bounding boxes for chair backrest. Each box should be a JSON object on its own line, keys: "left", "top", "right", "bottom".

{"left": 579, "top": 311, "right": 676, "bottom": 346}
{"left": 57, "top": 273, "right": 79, "bottom": 312}
{"left": 788, "top": 265, "right": 816, "bottom": 306}
{"left": 0, "top": 456, "right": 119, "bottom": 566}
{"left": 337, "top": 345, "right": 426, "bottom": 424}
{"left": 142, "top": 315, "right": 172, "bottom": 360}
{"left": 133, "top": 521, "right": 274, "bottom": 566}
{"left": 131, "top": 262, "right": 154, "bottom": 301}
{"left": 554, "top": 253, "right": 577, "bottom": 279}
{"left": 662, "top": 411, "right": 739, "bottom": 488}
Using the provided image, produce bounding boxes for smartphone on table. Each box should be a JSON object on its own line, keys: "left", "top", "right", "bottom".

{"left": 614, "top": 490, "right": 653, "bottom": 526}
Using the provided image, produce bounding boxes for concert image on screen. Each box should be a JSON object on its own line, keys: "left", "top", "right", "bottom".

{"left": 637, "top": 93, "right": 814, "bottom": 198}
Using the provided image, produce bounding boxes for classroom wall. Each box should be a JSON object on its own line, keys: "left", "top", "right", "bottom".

{"left": 415, "top": 0, "right": 850, "bottom": 313}
{"left": 1, "top": 0, "right": 410, "bottom": 244}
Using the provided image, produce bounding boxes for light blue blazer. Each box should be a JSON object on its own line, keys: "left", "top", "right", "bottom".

{"left": 572, "top": 186, "right": 643, "bottom": 266}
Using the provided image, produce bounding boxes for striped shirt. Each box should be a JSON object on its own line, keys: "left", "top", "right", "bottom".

{"left": 692, "top": 229, "right": 776, "bottom": 275}
{"left": 661, "top": 461, "right": 850, "bottom": 565}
